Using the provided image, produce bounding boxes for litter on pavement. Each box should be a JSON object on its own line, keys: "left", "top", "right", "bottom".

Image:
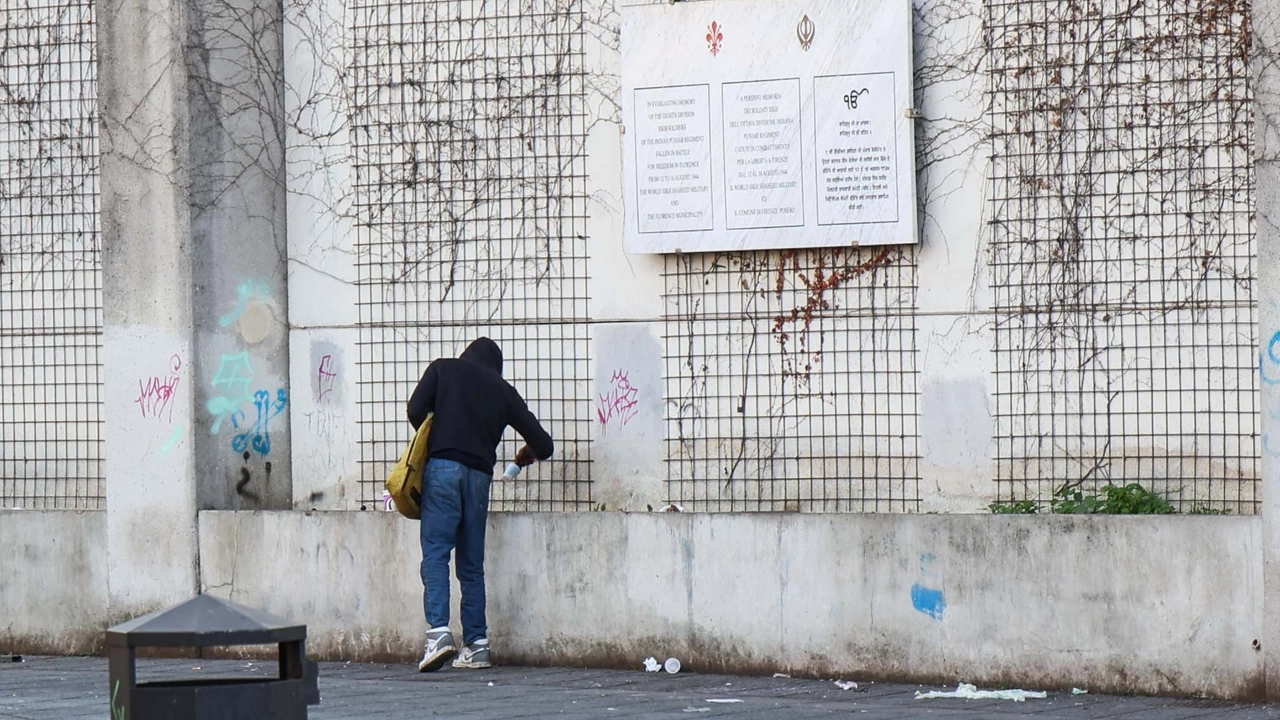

{"left": 914, "top": 683, "right": 1047, "bottom": 702}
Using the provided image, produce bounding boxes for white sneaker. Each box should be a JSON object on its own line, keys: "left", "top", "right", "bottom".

{"left": 453, "top": 638, "right": 492, "bottom": 669}
{"left": 418, "top": 627, "right": 457, "bottom": 672}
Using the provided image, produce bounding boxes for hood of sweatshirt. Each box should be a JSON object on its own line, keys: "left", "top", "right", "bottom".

{"left": 459, "top": 337, "right": 503, "bottom": 376}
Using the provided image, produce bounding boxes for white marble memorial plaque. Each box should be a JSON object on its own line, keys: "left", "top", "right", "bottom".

{"left": 621, "top": 0, "right": 916, "bottom": 253}
{"left": 634, "top": 85, "right": 714, "bottom": 234}
{"left": 722, "top": 79, "right": 804, "bottom": 230}
{"left": 814, "top": 72, "right": 898, "bottom": 226}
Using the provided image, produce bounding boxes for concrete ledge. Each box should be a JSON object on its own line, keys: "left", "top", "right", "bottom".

{"left": 0, "top": 511, "right": 109, "bottom": 655}
{"left": 197, "top": 510, "right": 1264, "bottom": 699}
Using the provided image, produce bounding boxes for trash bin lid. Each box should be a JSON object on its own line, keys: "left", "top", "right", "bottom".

{"left": 106, "top": 594, "right": 306, "bottom": 648}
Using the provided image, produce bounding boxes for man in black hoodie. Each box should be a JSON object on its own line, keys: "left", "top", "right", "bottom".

{"left": 406, "top": 337, "right": 554, "bottom": 672}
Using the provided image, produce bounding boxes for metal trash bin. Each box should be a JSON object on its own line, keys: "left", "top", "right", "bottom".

{"left": 107, "top": 594, "right": 319, "bottom": 719}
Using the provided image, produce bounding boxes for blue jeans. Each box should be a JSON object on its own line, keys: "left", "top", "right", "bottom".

{"left": 420, "top": 457, "right": 492, "bottom": 645}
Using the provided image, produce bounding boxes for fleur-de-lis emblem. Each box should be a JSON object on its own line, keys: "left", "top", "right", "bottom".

{"left": 797, "top": 15, "right": 815, "bottom": 51}
{"left": 707, "top": 21, "right": 723, "bottom": 56}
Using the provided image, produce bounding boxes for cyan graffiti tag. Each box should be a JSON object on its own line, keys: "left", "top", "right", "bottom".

{"left": 206, "top": 352, "right": 255, "bottom": 434}
{"left": 231, "top": 389, "right": 289, "bottom": 456}
{"left": 219, "top": 281, "right": 271, "bottom": 328}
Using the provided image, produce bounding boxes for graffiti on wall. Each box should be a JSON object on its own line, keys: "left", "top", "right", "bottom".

{"left": 231, "top": 389, "right": 289, "bottom": 455}
{"left": 318, "top": 354, "right": 338, "bottom": 402}
{"left": 1261, "top": 324, "right": 1280, "bottom": 459}
{"left": 136, "top": 354, "right": 183, "bottom": 422}
{"left": 235, "top": 451, "right": 272, "bottom": 502}
{"left": 207, "top": 352, "right": 255, "bottom": 434}
{"left": 206, "top": 351, "right": 289, "bottom": 456}
{"left": 910, "top": 553, "right": 946, "bottom": 621}
{"left": 220, "top": 281, "right": 272, "bottom": 335}
{"left": 1261, "top": 331, "right": 1280, "bottom": 386}
{"left": 597, "top": 370, "right": 640, "bottom": 434}
{"left": 208, "top": 277, "right": 288, "bottom": 465}
{"left": 302, "top": 345, "right": 347, "bottom": 488}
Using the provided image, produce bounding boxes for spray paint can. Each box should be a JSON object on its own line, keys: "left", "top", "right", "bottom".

{"left": 502, "top": 463, "right": 522, "bottom": 480}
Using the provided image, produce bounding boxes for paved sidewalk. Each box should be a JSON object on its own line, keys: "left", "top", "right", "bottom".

{"left": 2, "top": 655, "right": 1278, "bottom": 719}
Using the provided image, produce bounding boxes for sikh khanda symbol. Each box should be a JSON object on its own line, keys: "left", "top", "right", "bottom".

{"left": 797, "top": 15, "right": 815, "bottom": 51}
{"left": 844, "top": 87, "right": 870, "bottom": 110}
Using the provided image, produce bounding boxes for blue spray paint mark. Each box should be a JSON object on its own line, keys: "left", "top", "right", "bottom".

{"left": 912, "top": 553, "right": 946, "bottom": 620}
{"left": 1261, "top": 331, "right": 1280, "bottom": 385}
{"left": 231, "top": 388, "right": 288, "bottom": 456}
{"left": 911, "top": 583, "right": 947, "bottom": 620}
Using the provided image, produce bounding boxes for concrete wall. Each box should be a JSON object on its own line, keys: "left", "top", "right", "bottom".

{"left": 198, "top": 510, "right": 1264, "bottom": 699}
{"left": 1252, "top": 0, "right": 1280, "bottom": 698}
{"left": 187, "top": 0, "right": 292, "bottom": 511}
{"left": 275, "top": 0, "right": 998, "bottom": 513}
{"left": 0, "top": 507, "right": 1264, "bottom": 699}
{"left": 282, "top": 0, "right": 359, "bottom": 511}
{"left": 0, "top": 511, "right": 108, "bottom": 654}
{"left": 0, "top": 0, "right": 1268, "bottom": 703}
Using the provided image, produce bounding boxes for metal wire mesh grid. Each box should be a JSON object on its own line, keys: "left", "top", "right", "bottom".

{"left": 349, "top": 0, "right": 592, "bottom": 510}
{"left": 0, "top": 0, "right": 103, "bottom": 510}
{"left": 988, "top": 0, "right": 1258, "bottom": 512}
{"left": 663, "top": 248, "right": 920, "bottom": 512}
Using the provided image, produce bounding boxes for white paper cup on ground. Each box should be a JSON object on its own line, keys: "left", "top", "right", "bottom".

{"left": 664, "top": 658, "right": 681, "bottom": 674}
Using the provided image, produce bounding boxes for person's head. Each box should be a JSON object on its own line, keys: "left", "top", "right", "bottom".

{"left": 459, "top": 337, "right": 503, "bottom": 376}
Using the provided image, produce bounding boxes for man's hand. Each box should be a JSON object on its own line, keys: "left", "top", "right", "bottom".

{"left": 515, "top": 445, "right": 536, "bottom": 467}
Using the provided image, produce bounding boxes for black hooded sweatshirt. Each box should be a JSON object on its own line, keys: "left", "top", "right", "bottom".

{"left": 406, "top": 337, "right": 554, "bottom": 474}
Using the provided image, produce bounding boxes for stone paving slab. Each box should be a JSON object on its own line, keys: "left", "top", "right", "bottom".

{"left": 0, "top": 656, "right": 1277, "bottom": 719}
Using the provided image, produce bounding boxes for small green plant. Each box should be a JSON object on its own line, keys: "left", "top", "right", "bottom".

{"left": 111, "top": 680, "right": 127, "bottom": 720}
{"left": 991, "top": 486, "right": 1227, "bottom": 516}
{"left": 988, "top": 500, "right": 1039, "bottom": 514}
{"left": 1050, "top": 483, "right": 1175, "bottom": 515}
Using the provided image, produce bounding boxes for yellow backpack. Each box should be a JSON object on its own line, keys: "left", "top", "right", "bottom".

{"left": 385, "top": 413, "right": 432, "bottom": 519}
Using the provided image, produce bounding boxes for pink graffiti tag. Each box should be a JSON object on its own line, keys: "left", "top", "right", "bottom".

{"left": 136, "top": 355, "right": 182, "bottom": 422}
{"left": 317, "top": 354, "right": 337, "bottom": 402}
{"left": 597, "top": 370, "right": 640, "bottom": 433}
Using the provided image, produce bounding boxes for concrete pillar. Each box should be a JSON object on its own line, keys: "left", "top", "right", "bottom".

{"left": 186, "top": 0, "right": 292, "bottom": 510}
{"left": 99, "top": 0, "right": 290, "bottom": 615}
{"left": 1254, "top": 0, "right": 1280, "bottom": 700}
{"left": 99, "top": 0, "right": 200, "bottom": 615}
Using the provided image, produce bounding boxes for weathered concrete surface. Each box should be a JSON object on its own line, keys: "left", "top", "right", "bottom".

{"left": 1252, "top": 0, "right": 1280, "bottom": 702}
{"left": 199, "top": 509, "right": 426, "bottom": 661}
{"left": 288, "top": 328, "right": 360, "bottom": 511}
{"left": 198, "top": 510, "right": 1264, "bottom": 700}
{"left": 187, "top": 0, "right": 292, "bottom": 512}
{"left": 0, "top": 511, "right": 108, "bottom": 655}
{"left": 98, "top": 0, "right": 201, "bottom": 618}
{"left": 590, "top": 323, "right": 665, "bottom": 511}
